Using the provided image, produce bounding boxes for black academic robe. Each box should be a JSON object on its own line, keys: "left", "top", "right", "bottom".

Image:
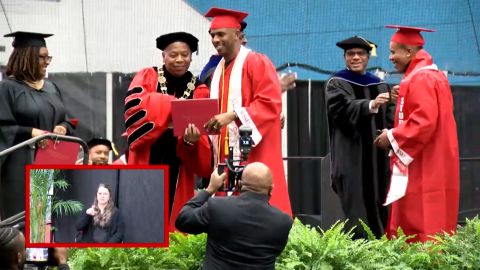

{"left": 325, "top": 69, "right": 395, "bottom": 238}
{"left": 0, "top": 78, "right": 74, "bottom": 220}
{"left": 148, "top": 66, "right": 195, "bottom": 215}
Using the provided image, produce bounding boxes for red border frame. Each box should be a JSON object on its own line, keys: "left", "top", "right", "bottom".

{"left": 25, "top": 164, "right": 169, "bottom": 248}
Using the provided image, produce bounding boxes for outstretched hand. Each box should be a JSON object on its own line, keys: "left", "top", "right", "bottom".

{"left": 86, "top": 206, "right": 98, "bottom": 216}
{"left": 390, "top": 85, "right": 399, "bottom": 103}
{"left": 32, "top": 128, "right": 48, "bottom": 148}
{"left": 183, "top": 124, "right": 201, "bottom": 145}
{"left": 372, "top": 92, "right": 390, "bottom": 110}
{"left": 279, "top": 72, "right": 297, "bottom": 93}
{"left": 53, "top": 125, "right": 67, "bottom": 135}
{"left": 373, "top": 129, "right": 391, "bottom": 150}
{"left": 206, "top": 169, "right": 226, "bottom": 194}
{"left": 204, "top": 112, "right": 236, "bottom": 133}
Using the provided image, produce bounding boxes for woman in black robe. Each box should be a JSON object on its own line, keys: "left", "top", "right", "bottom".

{"left": 0, "top": 32, "right": 74, "bottom": 220}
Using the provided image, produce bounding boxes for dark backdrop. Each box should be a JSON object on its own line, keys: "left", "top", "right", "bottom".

{"left": 286, "top": 81, "right": 480, "bottom": 228}
{"left": 53, "top": 168, "right": 165, "bottom": 243}
{"left": 49, "top": 73, "right": 107, "bottom": 142}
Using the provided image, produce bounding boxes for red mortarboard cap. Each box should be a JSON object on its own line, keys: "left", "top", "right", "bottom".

{"left": 386, "top": 25, "right": 435, "bottom": 46}
{"left": 205, "top": 7, "right": 248, "bottom": 30}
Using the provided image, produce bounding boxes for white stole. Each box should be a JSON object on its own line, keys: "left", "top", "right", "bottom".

{"left": 209, "top": 46, "right": 251, "bottom": 166}
{"left": 383, "top": 63, "right": 439, "bottom": 206}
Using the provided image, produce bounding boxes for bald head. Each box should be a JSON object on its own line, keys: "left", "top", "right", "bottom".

{"left": 240, "top": 162, "right": 273, "bottom": 195}
{"left": 0, "top": 227, "right": 25, "bottom": 269}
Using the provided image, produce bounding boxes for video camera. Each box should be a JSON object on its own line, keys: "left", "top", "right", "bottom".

{"left": 217, "top": 125, "right": 253, "bottom": 192}
{"left": 25, "top": 247, "right": 57, "bottom": 267}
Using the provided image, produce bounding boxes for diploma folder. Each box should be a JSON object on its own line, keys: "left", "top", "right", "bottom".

{"left": 171, "top": 98, "right": 218, "bottom": 136}
{"left": 34, "top": 139, "right": 80, "bottom": 164}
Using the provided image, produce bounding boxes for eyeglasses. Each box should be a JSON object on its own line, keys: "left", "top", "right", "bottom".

{"left": 39, "top": 55, "right": 53, "bottom": 62}
{"left": 345, "top": 50, "right": 368, "bottom": 57}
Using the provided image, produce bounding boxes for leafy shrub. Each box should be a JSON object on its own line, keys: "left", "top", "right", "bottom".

{"left": 68, "top": 216, "right": 480, "bottom": 270}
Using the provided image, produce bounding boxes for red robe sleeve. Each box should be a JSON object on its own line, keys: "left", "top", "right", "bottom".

{"left": 124, "top": 67, "right": 175, "bottom": 164}
{"left": 237, "top": 53, "right": 282, "bottom": 145}
{"left": 237, "top": 53, "right": 291, "bottom": 216}
{"left": 389, "top": 72, "right": 439, "bottom": 165}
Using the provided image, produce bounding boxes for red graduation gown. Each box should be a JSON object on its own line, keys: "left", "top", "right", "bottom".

{"left": 214, "top": 51, "right": 292, "bottom": 216}
{"left": 124, "top": 67, "right": 212, "bottom": 232}
{"left": 386, "top": 50, "right": 459, "bottom": 242}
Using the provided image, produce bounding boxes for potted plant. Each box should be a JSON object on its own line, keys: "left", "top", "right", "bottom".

{"left": 29, "top": 169, "right": 83, "bottom": 243}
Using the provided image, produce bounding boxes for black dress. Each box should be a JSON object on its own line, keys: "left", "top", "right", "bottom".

{"left": 325, "top": 69, "right": 395, "bottom": 239}
{"left": 75, "top": 207, "right": 124, "bottom": 243}
{"left": 0, "top": 78, "right": 74, "bottom": 220}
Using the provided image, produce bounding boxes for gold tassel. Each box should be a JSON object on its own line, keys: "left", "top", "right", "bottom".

{"left": 224, "top": 135, "right": 229, "bottom": 156}
{"left": 370, "top": 43, "right": 377, "bottom": 57}
{"left": 111, "top": 142, "right": 119, "bottom": 156}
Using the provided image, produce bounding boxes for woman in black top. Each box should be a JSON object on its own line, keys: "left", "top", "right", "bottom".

{"left": 0, "top": 31, "right": 75, "bottom": 220}
{"left": 76, "top": 184, "right": 124, "bottom": 243}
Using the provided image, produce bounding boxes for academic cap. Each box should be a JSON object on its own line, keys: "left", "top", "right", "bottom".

{"left": 3, "top": 31, "right": 53, "bottom": 48}
{"left": 386, "top": 25, "right": 435, "bottom": 46}
{"left": 156, "top": 32, "right": 199, "bottom": 53}
{"left": 87, "top": 137, "right": 112, "bottom": 150}
{"left": 240, "top": 21, "right": 247, "bottom": 32}
{"left": 205, "top": 7, "right": 248, "bottom": 30}
{"left": 336, "top": 36, "right": 378, "bottom": 56}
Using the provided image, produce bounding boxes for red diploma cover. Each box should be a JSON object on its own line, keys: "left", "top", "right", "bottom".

{"left": 171, "top": 98, "right": 218, "bottom": 136}
{"left": 34, "top": 139, "right": 80, "bottom": 164}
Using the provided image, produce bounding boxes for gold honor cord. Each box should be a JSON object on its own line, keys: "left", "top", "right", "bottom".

{"left": 157, "top": 67, "right": 196, "bottom": 98}
{"left": 218, "top": 62, "right": 226, "bottom": 164}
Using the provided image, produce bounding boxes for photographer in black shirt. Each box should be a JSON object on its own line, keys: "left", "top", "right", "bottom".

{"left": 176, "top": 162, "right": 293, "bottom": 270}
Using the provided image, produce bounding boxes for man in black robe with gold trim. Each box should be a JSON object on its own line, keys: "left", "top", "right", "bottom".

{"left": 325, "top": 36, "right": 395, "bottom": 239}
{"left": 124, "top": 32, "right": 212, "bottom": 231}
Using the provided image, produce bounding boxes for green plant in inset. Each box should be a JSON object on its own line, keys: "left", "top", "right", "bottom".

{"left": 29, "top": 169, "right": 83, "bottom": 243}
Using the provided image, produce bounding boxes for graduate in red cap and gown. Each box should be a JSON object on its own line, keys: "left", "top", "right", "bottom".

{"left": 374, "top": 25, "right": 459, "bottom": 242}
{"left": 203, "top": 7, "right": 292, "bottom": 215}
{"left": 124, "top": 32, "right": 212, "bottom": 231}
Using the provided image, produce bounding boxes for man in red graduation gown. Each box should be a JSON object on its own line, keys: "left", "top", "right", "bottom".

{"left": 375, "top": 25, "right": 459, "bottom": 242}
{"left": 124, "top": 32, "right": 212, "bottom": 231}
{"left": 203, "top": 7, "right": 292, "bottom": 215}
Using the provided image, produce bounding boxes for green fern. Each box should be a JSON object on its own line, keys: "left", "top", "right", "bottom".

{"left": 29, "top": 169, "right": 83, "bottom": 243}
{"left": 52, "top": 200, "right": 84, "bottom": 217}
{"left": 69, "top": 216, "right": 480, "bottom": 269}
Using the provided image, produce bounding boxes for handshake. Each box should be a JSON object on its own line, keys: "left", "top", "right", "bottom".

{"left": 371, "top": 85, "right": 399, "bottom": 110}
